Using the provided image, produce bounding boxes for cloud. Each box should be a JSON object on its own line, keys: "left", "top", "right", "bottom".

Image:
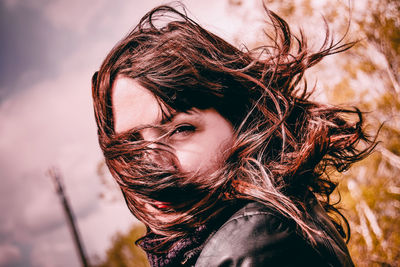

{"left": 42, "top": 0, "right": 108, "bottom": 34}
{"left": 0, "top": 0, "right": 78, "bottom": 100}
{"left": 0, "top": 20, "right": 105, "bottom": 264}
{"left": 0, "top": 243, "right": 22, "bottom": 266}
{"left": 30, "top": 227, "right": 79, "bottom": 267}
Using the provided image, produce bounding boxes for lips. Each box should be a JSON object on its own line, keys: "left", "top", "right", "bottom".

{"left": 154, "top": 201, "right": 171, "bottom": 209}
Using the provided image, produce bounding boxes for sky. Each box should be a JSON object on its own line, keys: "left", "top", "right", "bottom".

{"left": 0, "top": 0, "right": 264, "bottom": 266}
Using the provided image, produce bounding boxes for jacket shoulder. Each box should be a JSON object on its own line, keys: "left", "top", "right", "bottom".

{"left": 195, "top": 202, "right": 325, "bottom": 267}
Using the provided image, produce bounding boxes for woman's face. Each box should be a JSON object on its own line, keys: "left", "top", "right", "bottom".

{"left": 112, "top": 77, "right": 234, "bottom": 174}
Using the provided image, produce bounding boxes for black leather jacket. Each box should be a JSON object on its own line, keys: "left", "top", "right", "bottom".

{"left": 195, "top": 201, "right": 354, "bottom": 267}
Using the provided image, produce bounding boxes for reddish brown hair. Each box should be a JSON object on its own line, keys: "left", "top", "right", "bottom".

{"left": 92, "top": 5, "right": 376, "bottom": 251}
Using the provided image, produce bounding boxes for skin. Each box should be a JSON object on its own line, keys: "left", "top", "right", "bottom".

{"left": 112, "top": 76, "right": 235, "bottom": 175}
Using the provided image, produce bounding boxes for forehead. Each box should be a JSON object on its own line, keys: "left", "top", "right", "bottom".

{"left": 112, "top": 76, "right": 162, "bottom": 134}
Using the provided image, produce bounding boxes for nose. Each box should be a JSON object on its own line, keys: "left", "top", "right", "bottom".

{"left": 141, "top": 127, "right": 160, "bottom": 143}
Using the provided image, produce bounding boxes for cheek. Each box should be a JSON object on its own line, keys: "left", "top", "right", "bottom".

{"left": 175, "top": 149, "right": 204, "bottom": 173}
{"left": 175, "top": 128, "right": 234, "bottom": 174}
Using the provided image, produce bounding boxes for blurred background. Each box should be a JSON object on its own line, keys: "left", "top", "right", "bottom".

{"left": 0, "top": 0, "right": 398, "bottom": 266}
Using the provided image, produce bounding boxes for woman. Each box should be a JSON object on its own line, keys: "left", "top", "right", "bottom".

{"left": 92, "top": 4, "right": 375, "bottom": 266}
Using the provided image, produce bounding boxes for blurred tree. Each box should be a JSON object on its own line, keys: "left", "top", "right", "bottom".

{"left": 93, "top": 223, "right": 149, "bottom": 267}
{"left": 322, "top": 1, "right": 399, "bottom": 265}
{"left": 259, "top": 0, "right": 400, "bottom": 265}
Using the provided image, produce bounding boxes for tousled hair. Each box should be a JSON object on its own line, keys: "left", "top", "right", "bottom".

{"left": 92, "top": 5, "right": 376, "bottom": 252}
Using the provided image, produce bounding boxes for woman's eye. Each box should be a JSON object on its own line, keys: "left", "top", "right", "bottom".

{"left": 169, "top": 124, "right": 196, "bottom": 138}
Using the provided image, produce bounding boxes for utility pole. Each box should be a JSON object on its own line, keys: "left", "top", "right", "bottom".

{"left": 48, "top": 167, "right": 89, "bottom": 267}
